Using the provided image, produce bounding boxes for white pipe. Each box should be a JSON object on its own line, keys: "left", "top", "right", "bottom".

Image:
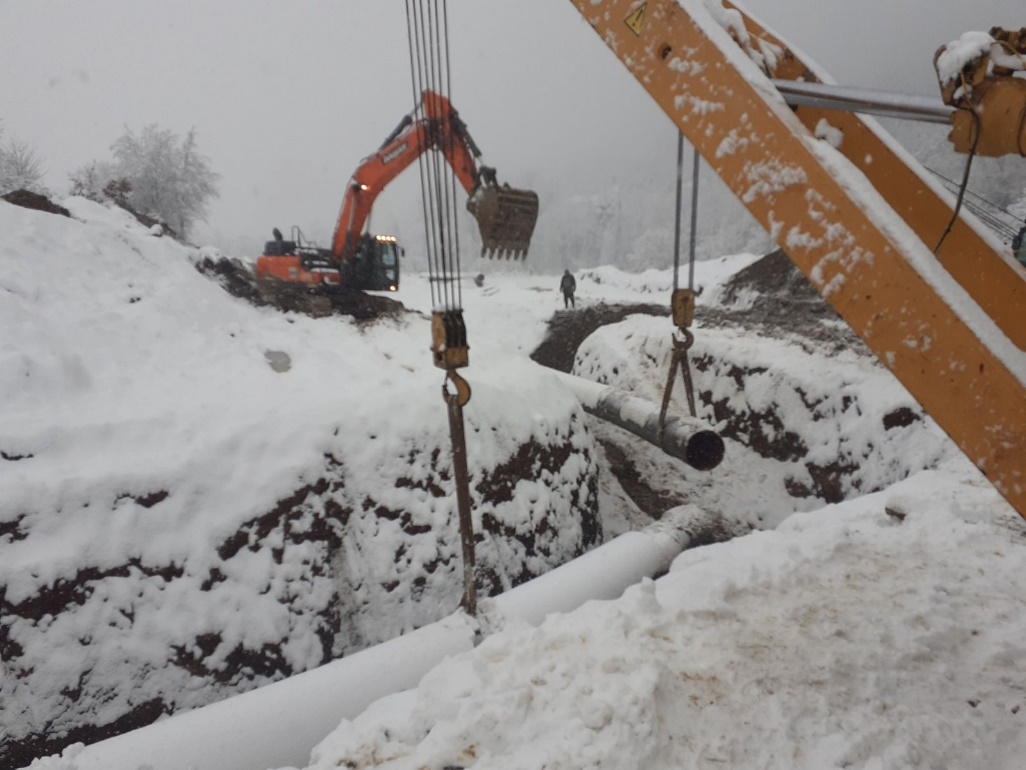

{"left": 60, "top": 618, "right": 476, "bottom": 770}
{"left": 487, "top": 507, "right": 701, "bottom": 626}
{"left": 47, "top": 509, "right": 709, "bottom": 770}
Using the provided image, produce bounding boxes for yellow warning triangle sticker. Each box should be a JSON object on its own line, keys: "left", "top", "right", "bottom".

{"left": 625, "top": 3, "right": 647, "bottom": 36}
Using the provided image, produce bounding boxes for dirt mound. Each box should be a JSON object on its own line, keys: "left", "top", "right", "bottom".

{"left": 720, "top": 248, "right": 822, "bottom": 302}
{"left": 194, "top": 255, "right": 407, "bottom": 323}
{"left": 702, "top": 249, "right": 866, "bottom": 353}
{"left": 2, "top": 189, "right": 70, "bottom": 217}
{"left": 529, "top": 250, "right": 860, "bottom": 374}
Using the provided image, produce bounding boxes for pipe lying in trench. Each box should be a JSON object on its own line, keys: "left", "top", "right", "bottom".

{"left": 56, "top": 508, "right": 724, "bottom": 770}
{"left": 48, "top": 377, "right": 725, "bottom": 770}
{"left": 550, "top": 371, "right": 725, "bottom": 471}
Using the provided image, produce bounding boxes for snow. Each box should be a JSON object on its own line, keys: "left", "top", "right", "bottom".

{"left": 935, "top": 31, "right": 995, "bottom": 85}
{"left": 7, "top": 194, "right": 1026, "bottom": 770}
{"left": 933, "top": 29, "right": 1025, "bottom": 102}
{"left": 297, "top": 467, "right": 1026, "bottom": 770}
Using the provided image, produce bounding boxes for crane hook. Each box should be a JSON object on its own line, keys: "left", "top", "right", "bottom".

{"left": 443, "top": 369, "right": 472, "bottom": 407}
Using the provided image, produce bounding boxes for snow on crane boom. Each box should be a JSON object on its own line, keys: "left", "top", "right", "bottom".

{"left": 566, "top": 0, "right": 1026, "bottom": 519}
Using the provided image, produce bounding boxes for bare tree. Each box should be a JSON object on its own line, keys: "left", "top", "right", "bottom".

{"left": 171, "top": 128, "right": 220, "bottom": 237}
{"left": 0, "top": 123, "right": 47, "bottom": 196}
{"left": 110, "top": 124, "right": 220, "bottom": 239}
{"left": 68, "top": 160, "right": 122, "bottom": 202}
{"left": 71, "top": 124, "right": 220, "bottom": 239}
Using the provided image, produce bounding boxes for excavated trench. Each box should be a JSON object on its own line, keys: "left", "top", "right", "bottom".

{"left": 2, "top": 256, "right": 599, "bottom": 770}
{"left": 530, "top": 250, "right": 924, "bottom": 518}
{"left": 1, "top": 423, "right": 602, "bottom": 770}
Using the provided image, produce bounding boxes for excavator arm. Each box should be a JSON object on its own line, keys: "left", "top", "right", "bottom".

{"left": 332, "top": 89, "right": 538, "bottom": 263}
{"left": 565, "top": 0, "right": 1026, "bottom": 518}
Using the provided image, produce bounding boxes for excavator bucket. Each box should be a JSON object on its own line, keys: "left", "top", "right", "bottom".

{"left": 466, "top": 183, "right": 539, "bottom": 259}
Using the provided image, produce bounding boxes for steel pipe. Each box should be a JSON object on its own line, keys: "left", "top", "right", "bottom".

{"left": 552, "top": 372, "right": 724, "bottom": 471}
{"left": 587, "top": 391, "right": 724, "bottom": 471}
{"left": 771, "top": 79, "right": 955, "bottom": 125}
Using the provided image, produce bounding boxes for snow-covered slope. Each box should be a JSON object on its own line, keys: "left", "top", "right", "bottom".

{"left": 0, "top": 198, "right": 599, "bottom": 766}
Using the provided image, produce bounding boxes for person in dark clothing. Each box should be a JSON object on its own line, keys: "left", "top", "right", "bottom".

{"left": 560, "top": 269, "right": 576, "bottom": 309}
{"left": 1013, "top": 221, "right": 1026, "bottom": 266}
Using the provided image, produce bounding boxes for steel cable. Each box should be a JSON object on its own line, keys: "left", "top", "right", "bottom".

{"left": 405, "top": 0, "right": 461, "bottom": 312}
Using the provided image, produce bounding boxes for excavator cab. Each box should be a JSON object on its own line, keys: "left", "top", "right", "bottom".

{"left": 466, "top": 173, "right": 539, "bottom": 259}
{"left": 340, "top": 234, "right": 401, "bottom": 292}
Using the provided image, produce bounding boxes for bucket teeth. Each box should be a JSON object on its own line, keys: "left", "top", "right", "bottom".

{"left": 480, "top": 244, "right": 528, "bottom": 260}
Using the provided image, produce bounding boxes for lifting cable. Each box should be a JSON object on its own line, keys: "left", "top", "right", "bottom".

{"left": 405, "top": 0, "right": 463, "bottom": 311}
{"left": 405, "top": 0, "right": 477, "bottom": 615}
{"left": 658, "top": 133, "right": 700, "bottom": 437}
{"left": 934, "top": 107, "right": 981, "bottom": 256}
{"left": 934, "top": 69, "right": 984, "bottom": 256}
{"left": 928, "top": 165, "right": 1021, "bottom": 243}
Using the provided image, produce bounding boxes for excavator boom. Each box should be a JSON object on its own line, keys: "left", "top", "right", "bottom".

{"left": 333, "top": 89, "right": 538, "bottom": 265}
{"left": 565, "top": 0, "right": 1026, "bottom": 518}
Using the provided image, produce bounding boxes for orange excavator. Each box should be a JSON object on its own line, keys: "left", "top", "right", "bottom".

{"left": 255, "top": 89, "right": 539, "bottom": 295}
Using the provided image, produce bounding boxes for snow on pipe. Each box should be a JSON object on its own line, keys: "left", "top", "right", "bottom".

{"left": 52, "top": 509, "right": 713, "bottom": 770}
{"left": 551, "top": 371, "right": 724, "bottom": 471}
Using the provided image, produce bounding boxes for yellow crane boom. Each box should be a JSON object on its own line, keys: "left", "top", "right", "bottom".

{"left": 567, "top": 0, "right": 1026, "bottom": 517}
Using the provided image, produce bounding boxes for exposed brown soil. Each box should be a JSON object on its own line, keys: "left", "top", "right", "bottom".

{"left": 2, "top": 189, "right": 70, "bottom": 217}
{"left": 530, "top": 302, "right": 669, "bottom": 373}
{"left": 701, "top": 248, "right": 869, "bottom": 355}
{"left": 1, "top": 701, "right": 167, "bottom": 770}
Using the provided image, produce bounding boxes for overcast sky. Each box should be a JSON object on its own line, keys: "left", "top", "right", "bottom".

{"left": 1, "top": 0, "right": 1021, "bottom": 255}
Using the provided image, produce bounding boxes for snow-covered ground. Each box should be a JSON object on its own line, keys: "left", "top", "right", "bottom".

{"left": 7, "top": 196, "right": 1026, "bottom": 769}
{"left": 294, "top": 461, "right": 1026, "bottom": 770}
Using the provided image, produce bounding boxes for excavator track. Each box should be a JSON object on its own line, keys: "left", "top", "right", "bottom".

{"left": 252, "top": 274, "right": 404, "bottom": 321}
{"left": 257, "top": 279, "right": 334, "bottom": 317}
